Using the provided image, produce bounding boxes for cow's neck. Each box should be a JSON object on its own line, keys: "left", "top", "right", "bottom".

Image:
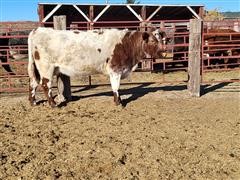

{"left": 125, "top": 31, "right": 146, "bottom": 62}
{"left": 110, "top": 31, "right": 145, "bottom": 72}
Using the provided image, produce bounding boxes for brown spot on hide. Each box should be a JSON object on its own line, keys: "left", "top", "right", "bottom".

{"left": 110, "top": 31, "right": 148, "bottom": 72}
{"left": 97, "top": 48, "right": 101, "bottom": 53}
{"left": 110, "top": 31, "right": 161, "bottom": 73}
{"left": 34, "top": 51, "right": 40, "bottom": 60}
{"left": 73, "top": 31, "right": 80, "bottom": 34}
{"left": 106, "top": 58, "right": 110, "bottom": 63}
{"left": 142, "top": 32, "right": 149, "bottom": 42}
{"left": 41, "top": 78, "right": 56, "bottom": 107}
{"left": 92, "top": 30, "right": 104, "bottom": 35}
{"left": 42, "top": 78, "right": 49, "bottom": 89}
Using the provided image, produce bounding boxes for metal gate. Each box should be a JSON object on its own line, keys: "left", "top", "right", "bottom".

{"left": 0, "top": 20, "right": 191, "bottom": 93}
{"left": 0, "top": 20, "right": 239, "bottom": 93}
{"left": 201, "top": 20, "right": 240, "bottom": 83}
{"left": 0, "top": 22, "right": 39, "bottom": 92}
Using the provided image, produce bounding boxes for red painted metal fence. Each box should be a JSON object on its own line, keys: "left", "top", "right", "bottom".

{"left": 201, "top": 20, "right": 240, "bottom": 83}
{"left": 0, "top": 22, "right": 38, "bottom": 92}
{"left": 0, "top": 20, "right": 239, "bottom": 93}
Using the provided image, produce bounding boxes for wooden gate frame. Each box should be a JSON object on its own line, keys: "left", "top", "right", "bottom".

{"left": 188, "top": 19, "right": 202, "bottom": 97}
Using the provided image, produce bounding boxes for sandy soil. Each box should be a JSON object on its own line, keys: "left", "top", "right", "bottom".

{"left": 0, "top": 75, "right": 240, "bottom": 179}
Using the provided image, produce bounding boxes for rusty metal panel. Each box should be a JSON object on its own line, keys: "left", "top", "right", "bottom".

{"left": 0, "top": 22, "right": 39, "bottom": 93}
{"left": 201, "top": 20, "right": 240, "bottom": 83}
{"left": 0, "top": 20, "right": 191, "bottom": 93}
{"left": 1, "top": 20, "right": 240, "bottom": 93}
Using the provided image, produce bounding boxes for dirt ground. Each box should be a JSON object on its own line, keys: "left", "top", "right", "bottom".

{"left": 0, "top": 72, "right": 240, "bottom": 179}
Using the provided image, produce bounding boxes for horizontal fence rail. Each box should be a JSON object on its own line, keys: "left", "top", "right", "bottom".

{"left": 201, "top": 20, "right": 240, "bottom": 83}
{"left": 0, "top": 20, "right": 240, "bottom": 93}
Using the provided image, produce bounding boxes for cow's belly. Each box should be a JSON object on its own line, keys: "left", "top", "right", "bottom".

{"left": 58, "top": 62, "right": 106, "bottom": 76}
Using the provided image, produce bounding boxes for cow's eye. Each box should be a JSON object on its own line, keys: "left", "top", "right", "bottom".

{"left": 150, "top": 39, "right": 156, "bottom": 43}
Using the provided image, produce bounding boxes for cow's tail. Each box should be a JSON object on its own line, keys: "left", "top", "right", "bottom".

{"left": 28, "top": 30, "right": 40, "bottom": 83}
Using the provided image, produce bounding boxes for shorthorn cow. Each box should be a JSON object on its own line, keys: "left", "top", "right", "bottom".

{"left": 28, "top": 28, "right": 165, "bottom": 107}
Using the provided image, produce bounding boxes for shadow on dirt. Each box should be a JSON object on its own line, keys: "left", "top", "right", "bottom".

{"left": 201, "top": 82, "right": 239, "bottom": 95}
{"left": 71, "top": 81, "right": 239, "bottom": 106}
{"left": 32, "top": 82, "right": 237, "bottom": 107}
{"left": 71, "top": 83, "right": 187, "bottom": 107}
{"left": 35, "top": 82, "right": 238, "bottom": 107}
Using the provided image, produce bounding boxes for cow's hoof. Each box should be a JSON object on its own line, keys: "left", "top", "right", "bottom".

{"left": 114, "top": 99, "right": 122, "bottom": 106}
{"left": 115, "top": 101, "right": 120, "bottom": 106}
{"left": 50, "top": 103, "right": 57, "bottom": 108}
{"left": 30, "top": 101, "right": 37, "bottom": 106}
{"left": 55, "top": 94, "right": 66, "bottom": 104}
{"left": 51, "top": 105, "right": 58, "bottom": 108}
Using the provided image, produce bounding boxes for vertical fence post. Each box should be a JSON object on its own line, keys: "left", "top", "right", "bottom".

{"left": 89, "top": 6, "right": 94, "bottom": 30}
{"left": 188, "top": 19, "right": 202, "bottom": 97}
{"left": 53, "top": 15, "right": 72, "bottom": 102}
{"left": 54, "top": 15, "right": 66, "bottom": 30}
{"left": 140, "top": 6, "right": 146, "bottom": 32}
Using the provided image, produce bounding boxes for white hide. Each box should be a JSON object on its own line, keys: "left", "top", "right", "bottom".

{"left": 28, "top": 28, "right": 128, "bottom": 79}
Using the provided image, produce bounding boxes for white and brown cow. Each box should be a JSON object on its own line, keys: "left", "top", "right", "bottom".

{"left": 28, "top": 27, "right": 165, "bottom": 107}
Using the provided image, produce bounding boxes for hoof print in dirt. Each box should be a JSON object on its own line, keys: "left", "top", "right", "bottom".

{"left": 117, "top": 154, "right": 127, "bottom": 165}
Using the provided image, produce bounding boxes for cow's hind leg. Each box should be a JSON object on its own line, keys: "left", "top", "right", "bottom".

{"left": 41, "top": 77, "right": 57, "bottom": 108}
{"left": 29, "top": 77, "right": 39, "bottom": 106}
{"left": 109, "top": 72, "right": 121, "bottom": 105}
{"left": 28, "top": 61, "right": 40, "bottom": 106}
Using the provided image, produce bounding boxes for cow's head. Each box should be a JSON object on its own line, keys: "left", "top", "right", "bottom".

{"left": 141, "top": 31, "right": 167, "bottom": 58}
{"left": 152, "top": 29, "right": 171, "bottom": 51}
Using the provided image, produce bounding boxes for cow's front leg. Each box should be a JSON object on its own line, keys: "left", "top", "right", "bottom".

{"left": 109, "top": 72, "right": 121, "bottom": 105}
{"left": 41, "top": 77, "right": 56, "bottom": 107}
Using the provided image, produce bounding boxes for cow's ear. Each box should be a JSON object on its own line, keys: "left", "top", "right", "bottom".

{"left": 142, "top": 32, "right": 149, "bottom": 42}
{"left": 160, "top": 31, "right": 167, "bottom": 38}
